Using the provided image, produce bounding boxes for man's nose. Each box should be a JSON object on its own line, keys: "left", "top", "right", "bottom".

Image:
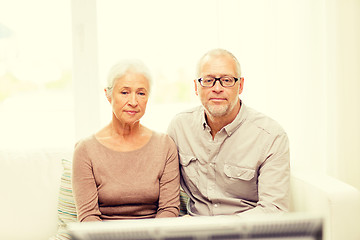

{"left": 212, "top": 80, "right": 224, "bottom": 92}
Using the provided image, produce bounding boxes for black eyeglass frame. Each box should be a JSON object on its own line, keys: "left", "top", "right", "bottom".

{"left": 197, "top": 77, "right": 239, "bottom": 87}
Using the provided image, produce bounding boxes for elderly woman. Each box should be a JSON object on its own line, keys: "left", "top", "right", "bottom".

{"left": 72, "top": 60, "right": 180, "bottom": 221}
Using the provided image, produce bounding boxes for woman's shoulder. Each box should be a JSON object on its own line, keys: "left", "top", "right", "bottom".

{"left": 151, "top": 131, "right": 173, "bottom": 142}
{"left": 74, "top": 135, "right": 97, "bottom": 153}
{"left": 150, "top": 131, "right": 177, "bottom": 150}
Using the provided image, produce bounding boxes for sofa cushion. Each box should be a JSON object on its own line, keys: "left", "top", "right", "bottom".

{"left": 179, "top": 189, "right": 189, "bottom": 216}
{"left": 50, "top": 159, "right": 77, "bottom": 240}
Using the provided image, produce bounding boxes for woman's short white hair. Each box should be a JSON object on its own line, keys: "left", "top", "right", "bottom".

{"left": 106, "top": 59, "right": 153, "bottom": 98}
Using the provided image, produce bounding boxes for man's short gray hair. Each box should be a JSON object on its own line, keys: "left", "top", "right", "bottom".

{"left": 196, "top": 48, "right": 242, "bottom": 78}
{"left": 106, "top": 59, "right": 152, "bottom": 98}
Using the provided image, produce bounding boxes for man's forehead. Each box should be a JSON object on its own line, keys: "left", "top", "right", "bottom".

{"left": 200, "top": 55, "right": 237, "bottom": 74}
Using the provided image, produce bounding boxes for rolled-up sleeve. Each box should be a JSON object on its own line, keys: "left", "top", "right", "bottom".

{"left": 239, "top": 132, "right": 290, "bottom": 216}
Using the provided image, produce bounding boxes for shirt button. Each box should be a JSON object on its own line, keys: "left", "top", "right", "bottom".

{"left": 214, "top": 204, "right": 218, "bottom": 208}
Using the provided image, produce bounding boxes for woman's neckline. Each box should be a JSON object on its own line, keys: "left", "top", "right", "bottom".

{"left": 93, "top": 131, "right": 154, "bottom": 154}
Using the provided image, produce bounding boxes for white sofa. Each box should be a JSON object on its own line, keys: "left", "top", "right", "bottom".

{"left": 0, "top": 147, "right": 359, "bottom": 240}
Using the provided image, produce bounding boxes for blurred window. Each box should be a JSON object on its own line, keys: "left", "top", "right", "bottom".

{"left": 0, "top": 0, "right": 73, "bottom": 148}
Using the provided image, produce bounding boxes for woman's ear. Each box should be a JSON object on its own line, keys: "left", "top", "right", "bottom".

{"left": 104, "top": 88, "right": 111, "bottom": 103}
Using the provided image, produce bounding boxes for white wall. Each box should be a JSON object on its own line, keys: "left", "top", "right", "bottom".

{"left": 331, "top": 0, "right": 360, "bottom": 190}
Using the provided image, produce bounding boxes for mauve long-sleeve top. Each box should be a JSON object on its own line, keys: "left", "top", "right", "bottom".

{"left": 72, "top": 132, "right": 180, "bottom": 222}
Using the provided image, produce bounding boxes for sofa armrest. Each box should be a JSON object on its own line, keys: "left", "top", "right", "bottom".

{"left": 0, "top": 147, "right": 73, "bottom": 240}
{"left": 290, "top": 170, "right": 360, "bottom": 240}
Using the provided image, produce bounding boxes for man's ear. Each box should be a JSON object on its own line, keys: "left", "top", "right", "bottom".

{"left": 238, "top": 77, "right": 244, "bottom": 95}
{"left": 194, "top": 79, "right": 199, "bottom": 96}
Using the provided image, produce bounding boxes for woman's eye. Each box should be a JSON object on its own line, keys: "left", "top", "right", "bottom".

{"left": 138, "top": 92, "right": 146, "bottom": 97}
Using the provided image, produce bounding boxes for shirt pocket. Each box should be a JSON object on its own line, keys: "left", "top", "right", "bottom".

{"left": 179, "top": 153, "right": 200, "bottom": 178}
{"left": 224, "top": 164, "right": 255, "bottom": 181}
{"left": 179, "top": 153, "right": 197, "bottom": 167}
{"left": 179, "top": 153, "right": 200, "bottom": 190}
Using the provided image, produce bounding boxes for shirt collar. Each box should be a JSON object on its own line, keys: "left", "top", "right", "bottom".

{"left": 224, "top": 100, "right": 247, "bottom": 136}
{"left": 200, "top": 99, "right": 248, "bottom": 136}
{"left": 200, "top": 107, "right": 209, "bottom": 131}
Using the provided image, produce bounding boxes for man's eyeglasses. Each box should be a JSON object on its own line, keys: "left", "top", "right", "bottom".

{"left": 197, "top": 76, "right": 239, "bottom": 87}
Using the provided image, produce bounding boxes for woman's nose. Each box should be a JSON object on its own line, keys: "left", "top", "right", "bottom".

{"left": 128, "top": 93, "right": 138, "bottom": 106}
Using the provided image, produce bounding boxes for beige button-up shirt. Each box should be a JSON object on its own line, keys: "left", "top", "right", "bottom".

{"left": 167, "top": 101, "right": 290, "bottom": 216}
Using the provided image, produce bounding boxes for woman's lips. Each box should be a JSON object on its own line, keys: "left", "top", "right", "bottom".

{"left": 125, "top": 110, "right": 138, "bottom": 115}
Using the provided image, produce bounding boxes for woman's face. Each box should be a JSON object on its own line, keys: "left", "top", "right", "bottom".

{"left": 107, "top": 71, "right": 150, "bottom": 126}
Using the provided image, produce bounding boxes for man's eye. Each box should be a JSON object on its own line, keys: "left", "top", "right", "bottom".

{"left": 138, "top": 92, "right": 146, "bottom": 96}
{"left": 222, "top": 77, "right": 233, "bottom": 83}
{"left": 203, "top": 78, "right": 214, "bottom": 83}
{"left": 121, "top": 91, "right": 129, "bottom": 95}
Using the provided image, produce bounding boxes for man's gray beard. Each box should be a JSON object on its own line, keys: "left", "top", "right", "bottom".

{"left": 205, "top": 104, "right": 229, "bottom": 117}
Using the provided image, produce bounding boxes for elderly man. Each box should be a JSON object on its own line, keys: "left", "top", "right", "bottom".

{"left": 167, "top": 48, "right": 290, "bottom": 216}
